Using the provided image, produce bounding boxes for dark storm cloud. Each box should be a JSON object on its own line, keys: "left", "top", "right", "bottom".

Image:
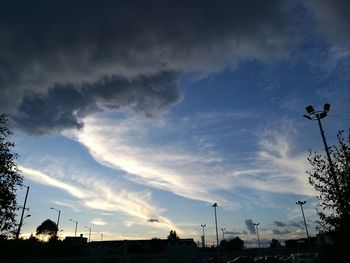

{"left": 13, "top": 71, "right": 180, "bottom": 134}
{"left": 273, "top": 221, "right": 287, "bottom": 227}
{"left": 272, "top": 228, "right": 291, "bottom": 235}
{"left": 225, "top": 231, "right": 242, "bottom": 235}
{"left": 245, "top": 219, "right": 256, "bottom": 235}
{"left": 147, "top": 218, "right": 159, "bottom": 223}
{"left": 307, "top": 0, "right": 350, "bottom": 47}
{"left": 0, "top": 0, "right": 293, "bottom": 133}
{"left": 289, "top": 221, "right": 303, "bottom": 229}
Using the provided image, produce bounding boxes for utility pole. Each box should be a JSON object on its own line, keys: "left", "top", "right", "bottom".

{"left": 201, "top": 224, "right": 206, "bottom": 248}
{"left": 50, "top": 207, "right": 61, "bottom": 230}
{"left": 69, "top": 219, "right": 78, "bottom": 237}
{"left": 303, "top": 104, "right": 343, "bottom": 211}
{"left": 296, "top": 201, "right": 311, "bottom": 248}
{"left": 85, "top": 226, "right": 91, "bottom": 242}
{"left": 212, "top": 203, "right": 219, "bottom": 247}
{"left": 221, "top": 228, "right": 226, "bottom": 241}
{"left": 16, "top": 185, "right": 30, "bottom": 239}
{"left": 254, "top": 223, "right": 261, "bottom": 249}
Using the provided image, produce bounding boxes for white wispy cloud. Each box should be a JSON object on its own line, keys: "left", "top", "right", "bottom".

{"left": 19, "top": 110, "right": 316, "bottom": 241}
{"left": 51, "top": 199, "right": 83, "bottom": 213}
{"left": 20, "top": 165, "right": 178, "bottom": 232}
{"left": 20, "top": 166, "right": 87, "bottom": 198}
{"left": 68, "top": 112, "right": 315, "bottom": 210}
{"left": 70, "top": 114, "right": 232, "bottom": 206}
{"left": 90, "top": 218, "right": 107, "bottom": 226}
{"left": 252, "top": 133, "right": 316, "bottom": 196}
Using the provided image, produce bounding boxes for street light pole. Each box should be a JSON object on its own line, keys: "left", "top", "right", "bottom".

{"left": 50, "top": 207, "right": 61, "bottom": 230}
{"left": 303, "top": 104, "right": 342, "bottom": 207}
{"left": 221, "top": 228, "right": 226, "bottom": 241}
{"left": 69, "top": 219, "right": 78, "bottom": 237}
{"left": 85, "top": 226, "right": 91, "bottom": 242}
{"left": 212, "top": 203, "right": 219, "bottom": 247}
{"left": 296, "top": 201, "right": 311, "bottom": 248}
{"left": 16, "top": 185, "right": 30, "bottom": 239}
{"left": 254, "top": 223, "right": 261, "bottom": 249}
{"left": 201, "top": 224, "right": 206, "bottom": 248}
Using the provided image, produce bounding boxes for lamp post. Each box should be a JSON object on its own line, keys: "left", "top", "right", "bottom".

{"left": 85, "top": 226, "right": 91, "bottom": 242}
{"left": 201, "top": 224, "right": 206, "bottom": 248}
{"left": 254, "top": 223, "right": 261, "bottom": 249}
{"left": 221, "top": 228, "right": 226, "bottom": 241}
{"left": 16, "top": 185, "right": 30, "bottom": 239}
{"left": 303, "top": 103, "right": 342, "bottom": 206}
{"left": 212, "top": 203, "right": 219, "bottom": 247}
{"left": 50, "top": 207, "right": 61, "bottom": 230}
{"left": 296, "top": 201, "right": 311, "bottom": 248}
{"left": 69, "top": 219, "right": 78, "bottom": 237}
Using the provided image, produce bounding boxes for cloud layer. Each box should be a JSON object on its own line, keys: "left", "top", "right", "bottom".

{"left": 0, "top": 0, "right": 292, "bottom": 134}
{"left": 13, "top": 72, "right": 180, "bottom": 134}
{"left": 1, "top": 1, "right": 349, "bottom": 134}
{"left": 307, "top": 0, "right": 350, "bottom": 48}
{"left": 69, "top": 113, "right": 315, "bottom": 207}
{"left": 20, "top": 166, "right": 178, "bottom": 232}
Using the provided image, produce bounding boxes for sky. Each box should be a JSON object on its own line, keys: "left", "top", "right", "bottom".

{"left": 1, "top": 0, "right": 350, "bottom": 247}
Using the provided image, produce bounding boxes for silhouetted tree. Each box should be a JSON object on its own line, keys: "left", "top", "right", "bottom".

{"left": 0, "top": 114, "right": 23, "bottom": 234}
{"left": 270, "top": 238, "right": 281, "bottom": 248}
{"left": 36, "top": 219, "right": 58, "bottom": 241}
{"left": 28, "top": 233, "right": 37, "bottom": 241}
{"left": 222, "top": 237, "right": 244, "bottom": 251}
{"left": 307, "top": 130, "right": 350, "bottom": 237}
{"left": 167, "top": 230, "right": 179, "bottom": 240}
{"left": 219, "top": 239, "right": 228, "bottom": 248}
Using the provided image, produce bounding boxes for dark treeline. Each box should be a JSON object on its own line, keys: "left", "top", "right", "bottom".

{"left": 0, "top": 236, "right": 84, "bottom": 260}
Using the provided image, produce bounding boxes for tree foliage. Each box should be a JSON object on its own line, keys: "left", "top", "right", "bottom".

{"left": 36, "top": 219, "right": 58, "bottom": 239}
{"left": 270, "top": 238, "right": 281, "bottom": 248}
{"left": 307, "top": 130, "right": 350, "bottom": 236}
{"left": 220, "top": 236, "right": 244, "bottom": 250}
{"left": 167, "top": 230, "right": 179, "bottom": 241}
{"left": 0, "top": 114, "right": 23, "bottom": 233}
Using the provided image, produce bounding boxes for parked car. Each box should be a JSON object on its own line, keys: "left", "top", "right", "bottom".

{"left": 254, "top": 256, "right": 265, "bottom": 263}
{"left": 264, "top": 255, "right": 281, "bottom": 263}
{"left": 287, "top": 253, "right": 315, "bottom": 263}
{"left": 227, "top": 256, "right": 255, "bottom": 263}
